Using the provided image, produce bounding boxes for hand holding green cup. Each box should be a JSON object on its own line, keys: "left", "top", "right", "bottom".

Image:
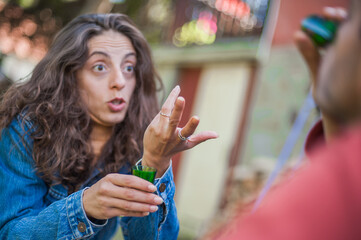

{"left": 132, "top": 165, "right": 157, "bottom": 183}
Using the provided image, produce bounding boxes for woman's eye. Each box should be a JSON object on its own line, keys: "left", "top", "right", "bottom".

{"left": 93, "top": 64, "right": 106, "bottom": 72}
{"left": 124, "top": 65, "right": 135, "bottom": 74}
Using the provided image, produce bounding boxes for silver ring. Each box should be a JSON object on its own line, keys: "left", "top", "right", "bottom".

{"left": 160, "top": 112, "right": 170, "bottom": 118}
{"left": 178, "top": 128, "right": 189, "bottom": 141}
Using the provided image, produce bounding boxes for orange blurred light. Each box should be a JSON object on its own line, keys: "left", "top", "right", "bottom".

{"left": 215, "top": 0, "right": 251, "bottom": 19}
{"left": 225, "top": 0, "right": 237, "bottom": 16}
{"left": 14, "top": 37, "right": 32, "bottom": 59}
{"left": 236, "top": 1, "right": 250, "bottom": 19}
{"left": 20, "top": 19, "right": 37, "bottom": 36}
{"left": 215, "top": 0, "right": 223, "bottom": 11}
{"left": 222, "top": 0, "right": 230, "bottom": 13}
{"left": 0, "top": 35, "right": 14, "bottom": 54}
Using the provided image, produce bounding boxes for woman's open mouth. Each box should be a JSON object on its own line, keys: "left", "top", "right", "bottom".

{"left": 107, "top": 98, "right": 126, "bottom": 112}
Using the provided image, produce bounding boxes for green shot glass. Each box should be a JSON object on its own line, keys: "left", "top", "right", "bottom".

{"left": 132, "top": 165, "right": 157, "bottom": 183}
{"left": 301, "top": 15, "right": 338, "bottom": 47}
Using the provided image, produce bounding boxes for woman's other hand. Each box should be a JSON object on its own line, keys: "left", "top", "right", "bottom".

{"left": 83, "top": 174, "right": 163, "bottom": 220}
{"left": 142, "top": 85, "right": 218, "bottom": 177}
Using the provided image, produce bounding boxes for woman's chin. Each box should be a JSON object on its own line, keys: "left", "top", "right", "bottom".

{"left": 90, "top": 116, "right": 125, "bottom": 128}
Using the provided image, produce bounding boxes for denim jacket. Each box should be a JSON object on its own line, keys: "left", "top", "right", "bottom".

{"left": 0, "top": 114, "right": 179, "bottom": 240}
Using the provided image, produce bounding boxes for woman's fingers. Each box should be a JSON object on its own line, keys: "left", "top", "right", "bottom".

{"left": 159, "top": 85, "right": 180, "bottom": 120}
{"left": 143, "top": 85, "right": 219, "bottom": 174}
{"left": 168, "top": 97, "right": 185, "bottom": 128}
{"left": 178, "top": 116, "right": 218, "bottom": 147}
{"left": 83, "top": 174, "right": 165, "bottom": 219}
{"left": 158, "top": 88, "right": 186, "bottom": 140}
{"left": 178, "top": 116, "right": 200, "bottom": 140}
{"left": 101, "top": 174, "right": 163, "bottom": 208}
{"left": 186, "top": 131, "right": 219, "bottom": 147}
{"left": 107, "top": 173, "right": 156, "bottom": 193}
{"left": 107, "top": 208, "right": 151, "bottom": 217}
{"left": 94, "top": 200, "right": 154, "bottom": 219}
{"left": 105, "top": 178, "right": 163, "bottom": 205}
{"left": 107, "top": 197, "right": 160, "bottom": 213}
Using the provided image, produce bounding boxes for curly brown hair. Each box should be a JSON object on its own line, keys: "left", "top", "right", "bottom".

{"left": 0, "top": 13, "right": 162, "bottom": 192}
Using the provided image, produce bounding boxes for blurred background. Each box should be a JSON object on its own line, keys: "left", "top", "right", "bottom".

{"left": 0, "top": 0, "right": 349, "bottom": 239}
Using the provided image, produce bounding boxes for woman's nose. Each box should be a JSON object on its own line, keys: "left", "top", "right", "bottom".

{"left": 110, "top": 70, "right": 126, "bottom": 90}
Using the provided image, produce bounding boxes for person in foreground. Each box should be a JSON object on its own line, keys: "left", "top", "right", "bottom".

{"left": 0, "top": 13, "right": 218, "bottom": 240}
{"left": 204, "top": 1, "right": 361, "bottom": 240}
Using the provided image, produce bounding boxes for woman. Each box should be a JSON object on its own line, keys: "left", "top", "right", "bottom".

{"left": 0, "top": 13, "right": 217, "bottom": 240}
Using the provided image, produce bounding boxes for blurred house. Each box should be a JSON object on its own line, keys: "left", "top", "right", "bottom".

{"left": 151, "top": 0, "right": 348, "bottom": 239}
{"left": 151, "top": 0, "right": 271, "bottom": 238}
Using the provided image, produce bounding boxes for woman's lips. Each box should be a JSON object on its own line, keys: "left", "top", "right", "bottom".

{"left": 107, "top": 98, "right": 126, "bottom": 112}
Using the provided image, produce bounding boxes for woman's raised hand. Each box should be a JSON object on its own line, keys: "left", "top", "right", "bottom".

{"left": 142, "top": 85, "right": 218, "bottom": 177}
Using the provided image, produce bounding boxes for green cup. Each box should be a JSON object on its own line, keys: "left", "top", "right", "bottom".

{"left": 132, "top": 165, "right": 157, "bottom": 183}
{"left": 301, "top": 15, "right": 338, "bottom": 47}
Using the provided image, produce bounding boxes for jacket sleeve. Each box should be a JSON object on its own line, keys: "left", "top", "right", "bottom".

{"left": 0, "top": 116, "right": 106, "bottom": 240}
{"left": 120, "top": 161, "right": 179, "bottom": 240}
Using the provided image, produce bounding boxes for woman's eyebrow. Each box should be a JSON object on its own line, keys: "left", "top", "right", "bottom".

{"left": 123, "top": 52, "right": 136, "bottom": 60}
{"left": 89, "top": 51, "right": 110, "bottom": 59}
{"left": 88, "top": 51, "right": 136, "bottom": 61}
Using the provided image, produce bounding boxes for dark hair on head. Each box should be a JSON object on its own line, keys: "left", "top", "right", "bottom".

{"left": 0, "top": 13, "right": 162, "bottom": 192}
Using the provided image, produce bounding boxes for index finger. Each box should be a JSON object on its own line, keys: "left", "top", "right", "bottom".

{"left": 107, "top": 174, "right": 157, "bottom": 193}
{"left": 160, "top": 85, "right": 180, "bottom": 116}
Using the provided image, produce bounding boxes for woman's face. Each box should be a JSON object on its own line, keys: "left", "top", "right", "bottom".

{"left": 77, "top": 30, "right": 137, "bottom": 128}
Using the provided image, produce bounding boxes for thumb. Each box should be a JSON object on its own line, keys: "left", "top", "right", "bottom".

{"left": 294, "top": 30, "right": 321, "bottom": 86}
